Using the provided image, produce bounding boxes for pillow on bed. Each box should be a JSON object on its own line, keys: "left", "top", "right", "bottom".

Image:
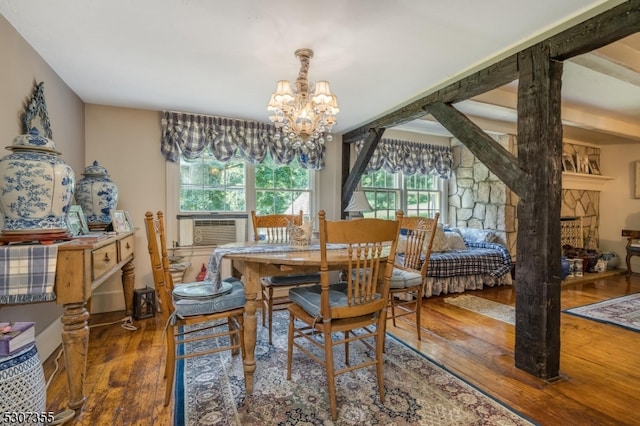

{"left": 425, "top": 223, "right": 448, "bottom": 252}
{"left": 397, "top": 224, "right": 447, "bottom": 253}
{"left": 444, "top": 231, "right": 467, "bottom": 250}
{"left": 449, "top": 227, "right": 503, "bottom": 245}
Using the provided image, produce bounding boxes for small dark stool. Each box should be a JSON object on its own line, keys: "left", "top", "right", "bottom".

{"left": 133, "top": 287, "right": 157, "bottom": 320}
{"left": 622, "top": 229, "right": 640, "bottom": 277}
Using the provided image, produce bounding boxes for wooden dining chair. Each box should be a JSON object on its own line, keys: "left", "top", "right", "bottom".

{"left": 385, "top": 210, "right": 440, "bottom": 340}
{"left": 286, "top": 210, "right": 400, "bottom": 420}
{"left": 251, "top": 210, "right": 320, "bottom": 344}
{"left": 144, "top": 211, "right": 246, "bottom": 406}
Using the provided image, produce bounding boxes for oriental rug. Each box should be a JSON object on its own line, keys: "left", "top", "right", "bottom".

{"left": 444, "top": 294, "right": 515, "bottom": 325}
{"left": 174, "top": 311, "right": 534, "bottom": 425}
{"left": 564, "top": 292, "right": 640, "bottom": 332}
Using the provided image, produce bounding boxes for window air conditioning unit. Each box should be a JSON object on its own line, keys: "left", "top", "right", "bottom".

{"left": 178, "top": 217, "right": 247, "bottom": 247}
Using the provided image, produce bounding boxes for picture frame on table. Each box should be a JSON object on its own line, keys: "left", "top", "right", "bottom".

{"left": 588, "top": 157, "right": 601, "bottom": 175}
{"left": 68, "top": 204, "right": 89, "bottom": 235}
{"left": 562, "top": 153, "right": 576, "bottom": 173}
{"left": 66, "top": 209, "right": 82, "bottom": 236}
{"left": 111, "top": 209, "right": 131, "bottom": 233}
{"left": 124, "top": 210, "right": 135, "bottom": 230}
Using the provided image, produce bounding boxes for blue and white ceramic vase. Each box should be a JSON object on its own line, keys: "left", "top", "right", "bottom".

{"left": 0, "top": 128, "right": 75, "bottom": 239}
{"left": 74, "top": 161, "right": 118, "bottom": 230}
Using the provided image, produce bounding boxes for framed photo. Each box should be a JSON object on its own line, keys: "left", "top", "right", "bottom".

{"left": 69, "top": 205, "right": 89, "bottom": 234}
{"left": 66, "top": 209, "right": 82, "bottom": 236}
{"left": 124, "top": 210, "right": 135, "bottom": 230}
{"left": 588, "top": 157, "right": 601, "bottom": 175}
{"left": 111, "top": 209, "right": 131, "bottom": 233}
{"left": 562, "top": 153, "right": 576, "bottom": 173}
{"left": 575, "top": 153, "right": 589, "bottom": 174}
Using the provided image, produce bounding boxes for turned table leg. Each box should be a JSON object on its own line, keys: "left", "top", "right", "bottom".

{"left": 121, "top": 259, "right": 136, "bottom": 316}
{"left": 60, "top": 302, "right": 90, "bottom": 410}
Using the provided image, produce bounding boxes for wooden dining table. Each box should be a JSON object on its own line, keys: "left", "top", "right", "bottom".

{"left": 215, "top": 240, "right": 370, "bottom": 394}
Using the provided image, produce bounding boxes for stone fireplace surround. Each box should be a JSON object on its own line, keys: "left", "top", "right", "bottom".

{"left": 448, "top": 136, "right": 604, "bottom": 262}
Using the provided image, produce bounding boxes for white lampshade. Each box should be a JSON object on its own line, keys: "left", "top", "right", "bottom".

{"left": 345, "top": 191, "right": 373, "bottom": 217}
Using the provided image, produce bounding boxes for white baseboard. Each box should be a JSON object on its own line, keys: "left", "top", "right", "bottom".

{"left": 35, "top": 318, "right": 63, "bottom": 363}
{"left": 90, "top": 290, "right": 126, "bottom": 314}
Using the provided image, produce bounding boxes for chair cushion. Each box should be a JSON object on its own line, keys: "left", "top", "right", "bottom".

{"left": 172, "top": 278, "right": 245, "bottom": 318}
{"left": 263, "top": 273, "right": 320, "bottom": 286}
{"left": 289, "top": 282, "right": 381, "bottom": 318}
{"left": 388, "top": 267, "right": 423, "bottom": 289}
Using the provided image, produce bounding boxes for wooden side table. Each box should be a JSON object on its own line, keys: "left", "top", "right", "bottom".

{"left": 621, "top": 229, "right": 640, "bottom": 276}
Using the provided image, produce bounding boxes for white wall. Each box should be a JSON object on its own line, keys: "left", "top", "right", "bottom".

{"left": 599, "top": 143, "right": 640, "bottom": 271}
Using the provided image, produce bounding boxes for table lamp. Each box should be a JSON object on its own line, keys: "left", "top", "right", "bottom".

{"left": 344, "top": 191, "right": 373, "bottom": 219}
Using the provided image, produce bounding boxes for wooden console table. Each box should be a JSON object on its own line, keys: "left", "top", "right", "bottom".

{"left": 621, "top": 229, "right": 640, "bottom": 277}
{"left": 54, "top": 231, "right": 136, "bottom": 410}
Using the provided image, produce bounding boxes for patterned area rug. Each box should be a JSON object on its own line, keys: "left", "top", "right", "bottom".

{"left": 175, "top": 311, "right": 533, "bottom": 425}
{"left": 444, "top": 294, "right": 515, "bottom": 325}
{"left": 564, "top": 292, "right": 640, "bottom": 332}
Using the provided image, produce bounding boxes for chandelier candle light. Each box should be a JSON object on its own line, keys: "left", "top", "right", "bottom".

{"left": 267, "top": 48, "right": 339, "bottom": 150}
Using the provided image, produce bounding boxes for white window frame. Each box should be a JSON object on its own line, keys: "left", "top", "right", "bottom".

{"left": 165, "top": 159, "right": 318, "bottom": 245}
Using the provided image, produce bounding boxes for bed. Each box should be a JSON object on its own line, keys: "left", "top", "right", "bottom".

{"left": 416, "top": 226, "right": 514, "bottom": 297}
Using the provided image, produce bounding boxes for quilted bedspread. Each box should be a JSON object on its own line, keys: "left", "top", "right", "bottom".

{"left": 426, "top": 242, "right": 513, "bottom": 279}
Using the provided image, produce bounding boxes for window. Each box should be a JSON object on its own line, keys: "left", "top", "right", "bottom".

{"left": 360, "top": 169, "right": 444, "bottom": 220}
{"left": 405, "top": 174, "right": 440, "bottom": 218}
{"left": 179, "top": 152, "right": 246, "bottom": 212}
{"left": 255, "top": 154, "right": 311, "bottom": 217}
{"left": 360, "top": 169, "right": 399, "bottom": 219}
{"left": 178, "top": 150, "right": 311, "bottom": 216}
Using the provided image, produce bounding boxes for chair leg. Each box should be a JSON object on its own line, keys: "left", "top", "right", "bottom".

{"left": 390, "top": 298, "right": 397, "bottom": 327}
{"left": 286, "top": 312, "right": 295, "bottom": 380}
{"left": 268, "top": 286, "right": 275, "bottom": 344}
{"left": 237, "top": 314, "right": 246, "bottom": 360}
{"left": 261, "top": 284, "right": 268, "bottom": 327}
{"left": 165, "top": 331, "right": 177, "bottom": 406}
{"left": 415, "top": 292, "right": 422, "bottom": 341}
{"left": 324, "top": 328, "right": 338, "bottom": 421}
{"left": 376, "top": 316, "right": 386, "bottom": 404}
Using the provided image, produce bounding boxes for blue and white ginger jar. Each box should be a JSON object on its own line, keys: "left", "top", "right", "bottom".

{"left": 0, "top": 128, "right": 75, "bottom": 235}
{"left": 75, "top": 161, "right": 118, "bottom": 229}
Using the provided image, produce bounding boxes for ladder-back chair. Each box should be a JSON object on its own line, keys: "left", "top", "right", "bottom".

{"left": 386, "top": 211, "right": 440, "bottom": 340}
{"left": 251, "top": 210, "right": 320, "bottom": 344}
{"left": 286, "top": 210, "right": 400, "bottom": 420}
{"left": 144, "top": 211, "right": 246, "bottom": 406}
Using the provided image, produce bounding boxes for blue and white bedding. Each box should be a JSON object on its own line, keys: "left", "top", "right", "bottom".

{"left": 423, "top": 241, "right": 513, "bottom": 297}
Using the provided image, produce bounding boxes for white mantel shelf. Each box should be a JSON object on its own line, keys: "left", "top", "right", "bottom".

{"left": 562, "top": 172, "right": 614, "bottom": 191}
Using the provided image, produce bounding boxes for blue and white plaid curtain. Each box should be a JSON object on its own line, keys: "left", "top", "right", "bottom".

{"left": 160, "top": 111, "right": 325, "bottom": 169}
{"left": 355, "top": 138, "right": 452, "bottom": 178}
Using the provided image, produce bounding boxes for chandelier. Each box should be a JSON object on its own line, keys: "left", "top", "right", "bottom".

{"left": 267, "top": 48, "right": 339, "bottom": 150}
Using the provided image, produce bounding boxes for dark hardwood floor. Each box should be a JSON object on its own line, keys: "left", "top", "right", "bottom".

{"left": 43, "top": 273, "right": 640, "bottom": 425}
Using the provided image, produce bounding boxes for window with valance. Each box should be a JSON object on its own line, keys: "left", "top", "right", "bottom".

{"left": 355, "top": 138, "right": 452, "bottom": 178}
{"left": 160, "top": 111, "right": 325, "bottom": 170}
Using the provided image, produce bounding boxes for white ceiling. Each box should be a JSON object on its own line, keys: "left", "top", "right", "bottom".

{"left": 1, "top": 0, "right": 638, "bottom": 144}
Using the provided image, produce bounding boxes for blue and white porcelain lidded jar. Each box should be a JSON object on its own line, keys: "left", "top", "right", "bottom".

{"left": 0, "top": 128, "right": 75, "bottom": 239}
{"left": 75, "top": 161, "right": 118, "bottom": 230}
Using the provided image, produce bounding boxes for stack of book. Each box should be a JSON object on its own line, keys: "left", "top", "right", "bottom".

{"left": 0, "top": 322, "right": 35, "bottom": 357}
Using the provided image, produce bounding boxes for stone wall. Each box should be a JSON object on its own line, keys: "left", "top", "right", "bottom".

{"left": 448, "top": 135, "right": 519, "bottom": 259}
{"left": 447, "top": 137, "right": 602, "bottom": 260}
{"left": 561, "top": 142, "right": 601, "bottom": 249}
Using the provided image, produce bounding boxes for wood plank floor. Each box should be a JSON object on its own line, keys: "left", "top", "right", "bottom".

{"left": 43, "top": 273, "right": 640, "bottom": 425}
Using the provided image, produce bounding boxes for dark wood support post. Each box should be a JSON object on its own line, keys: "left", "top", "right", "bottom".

{"left": 514, "top": 43, "right": 563, "bottom": 379}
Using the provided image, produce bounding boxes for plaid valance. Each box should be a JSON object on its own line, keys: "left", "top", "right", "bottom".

{"left": 160, "top": 111, "right": 325, "bottom": 170}
{"left": 355, "top": 138, "right": 452, "bottom": 178}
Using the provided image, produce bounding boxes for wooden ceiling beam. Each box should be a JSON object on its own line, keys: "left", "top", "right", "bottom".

{"left": 426, "top": 101, "right": 527, "bottom": 197}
